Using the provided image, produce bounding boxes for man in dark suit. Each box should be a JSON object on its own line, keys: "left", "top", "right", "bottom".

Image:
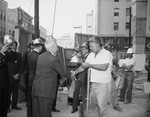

{"left": 51, "top": 46, "right": 66, "bottom": 112}
{"left": 7, "top": 41, "right": 22, "bottom": 111}
{"left": 20, "top": 41, "right": 34, "bottom": 102}
{"left": 71, "top": 42, "right": 90, "bottom": 113}
{"left": 0, "top": 35, "right": 19, "bottom": 117}
{"left": 32, "top": 38, "right": 72, "bottom": 117}
{"left": 27, "top": 38, "right": 43, "bottom": 117}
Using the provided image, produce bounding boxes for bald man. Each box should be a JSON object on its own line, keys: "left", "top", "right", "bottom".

{"left": 32, "top": 38, "right": 71, "bottom": 117}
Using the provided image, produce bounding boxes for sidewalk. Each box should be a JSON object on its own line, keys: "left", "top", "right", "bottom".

{"left": 8, "top": 72, "right": 150, "bottom": 117}
{"left": 7, "top": 97, "right": 150, "bottom": 117}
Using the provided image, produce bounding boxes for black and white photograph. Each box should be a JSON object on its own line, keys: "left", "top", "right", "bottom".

{"left": 0, "top": 0, "right": 150, "bottom": 117}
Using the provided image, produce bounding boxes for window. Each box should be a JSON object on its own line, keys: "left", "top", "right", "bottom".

{"left": 9, "top": 30, "right": 11, "bottom": 35}
{"left": 114, "top": 0, "right": 119, "bottom": 2}
{"left": 0, "top": 27, "right": 2, "bottom": 36}
{"left": 114, "top": 22, "right": 119, "bottom": 30}
{"left": 126, "top": 0, "right": 131, "bottom": 2}
{"left": 0, "top": 10, "right": 2, "bottom": 20}
{"left": 114, "top": 8, "right": 119, "bottom": 16}
{"left": 126, "top": 8, "right": 130, "bottom": 16}
{"left": 3, "top": 11, "right": 5, "bottom": 21}
{"left": 126, "top": 22, "right": 130, "bottom": 29}
{"left": 12, "top": 31, "right": 15, "bottom": 37}
{"left": 114, "top": 12, "right": 119, "bottom": 16}
{"left": 2, "top": 27, "right": 5, "bottom": 35}
{"left": 125, "top": 38, "right": 129, "bottom": 44}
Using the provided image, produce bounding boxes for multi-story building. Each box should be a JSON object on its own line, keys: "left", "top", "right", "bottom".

{"left": 0, "top": 0, "right": 7, "bottom": 38}
{"left": 94, "top": 0, "right": 132, "bottom": 58}
{"left": 7, "top": 7, "right": 33, "bottom": 54}
{"left": 94, "top": 0, "right": 150, "bottom": 71}
{"left": 7, "top": 7, "right": 33, "bottom": 33}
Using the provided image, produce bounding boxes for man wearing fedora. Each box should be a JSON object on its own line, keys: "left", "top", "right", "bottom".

{"left": 27, "top": 38, "right": 44, "bottom": 117}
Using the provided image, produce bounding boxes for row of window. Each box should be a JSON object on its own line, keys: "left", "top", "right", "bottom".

{"left": 114, "top": 22, "right": 130, "bottom": 30}
{"left": 103, "top": 37, "right": 129, "bottom": 44}
{"left": 0, "top": 26, "right": 6, "bottom": 36}
{"left": 0, "top": 9, "right": 6, "bottom": 21}
{"left": 114, "top": 8, "right": 130, "bottom": 17}
{"left": 8, "top": 30, "right": 15, "bottom": 37}
{"left": 18, "top": 10, "right": 32, "bottom": 23}
{"left": 114, "top": 0, "right": 131, "bottom": 2}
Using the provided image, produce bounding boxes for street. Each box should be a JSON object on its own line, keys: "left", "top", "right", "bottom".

{"left": 8, "top": 72, "right": 150, "bottom": 117}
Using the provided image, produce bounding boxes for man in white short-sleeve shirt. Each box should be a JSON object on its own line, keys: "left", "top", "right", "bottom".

{"left": 118, "top": 48, "right": 136, "bottom": 104}
{"left": 72, "top": 36, "right": 113, "bottom": 117}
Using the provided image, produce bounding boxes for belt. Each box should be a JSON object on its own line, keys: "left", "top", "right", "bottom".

{"left": 125, "top": 70, "right": 133, "bottom": 72}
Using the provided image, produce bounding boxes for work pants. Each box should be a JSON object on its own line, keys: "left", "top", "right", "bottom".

{"left": 89, "top": 82, "right": 110, "bottom": 117}
{"left": 120, "top": 71, "right": 135, "bottom": 102}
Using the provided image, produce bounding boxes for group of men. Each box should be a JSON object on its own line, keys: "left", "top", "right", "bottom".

{"left": 0, "top": 34, "right": 137, "bottom": 117}
{"left": 70, "top": 36, "right": 136, "bottom": 117}
{"left": 0, "top": 35, "right": 71, "bottom": 117}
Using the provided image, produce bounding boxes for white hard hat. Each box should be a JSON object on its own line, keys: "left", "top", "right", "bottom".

{"left": 127, "top": 48, "right": 134, "bottom": 54}
{"left": 33, "top": 38, "right": 43, "bottom": 45}
{"left": 70, "top": 55, "right": 82, "bottom": 63}
{"left": 4, "top": 35, "right": 14, "bottom": 45}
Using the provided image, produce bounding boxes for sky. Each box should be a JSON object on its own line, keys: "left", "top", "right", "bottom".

{"left": 5, "top": 0, "right": 95, "bottom": 38}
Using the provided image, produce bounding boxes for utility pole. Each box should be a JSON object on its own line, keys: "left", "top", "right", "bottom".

{"left": 34, "top": 0, "right": 40, "bottom": 39}
{"left": 129, "top": 7, "right": 132, "bottom": 48}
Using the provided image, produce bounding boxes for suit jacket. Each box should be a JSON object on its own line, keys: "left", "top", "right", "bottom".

{"left": 32, "top": 51, "right": 71, "bottom": 99}
{"left": 0, "top": 51, "right": 17, "bottom": 88}
{"left": 7, "top": 51, "right": 22, "bottom": 81}
{"left": 28, "top": 50, "right": 40, "bottom": 87}
{"left": 20, "top": 50, "right": 31, "bottom": 75}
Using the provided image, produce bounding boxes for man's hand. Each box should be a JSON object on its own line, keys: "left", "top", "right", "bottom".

{"left": 59, "top": 78, "right": 67, "bottom": 87}
{"left": 0, "top": 44, "right": 10, "bottom": 53}
{"left": 13, "top": 73, "right": 19, "bottom": 80}
{"left": 81, "top": 62, "right": 90, "bottom": 69}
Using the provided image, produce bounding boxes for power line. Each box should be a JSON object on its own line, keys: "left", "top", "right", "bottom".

{"left": 28, "top": 0, "right": 34, "bottom": 14}
{"left": 51, "top": 0, "right": 58, "bottom": 37}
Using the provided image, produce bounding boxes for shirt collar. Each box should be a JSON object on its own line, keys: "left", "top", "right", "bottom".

{"left": 33, "top": 48, "right": 40, "bottom": 53}
{"left": 49, "top": 50, "right": 56, "bottom": 56}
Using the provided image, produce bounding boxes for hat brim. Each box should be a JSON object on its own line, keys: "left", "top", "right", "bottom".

{"left": 33, "top": 43, "right": 44, "bottom": 46}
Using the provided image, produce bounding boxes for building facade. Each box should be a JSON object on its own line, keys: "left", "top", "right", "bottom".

{"left": 0, "top": 0, "right": 7, "bottom": 38}
{"left": 7, "top": 7, "right": 33, "bottom": 33}
{"left": 7, "top": 7, "right": 33, "bottom": 54}
{"left": 94, "top": 0, "right": 150, "bottom": 71}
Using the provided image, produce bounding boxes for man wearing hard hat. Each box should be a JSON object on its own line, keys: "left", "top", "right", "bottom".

{"left": 27, "top": 38, "right": 44, "bottom": 117}
{"left": 118, "top": 48, "right": 136, "bottom": 104}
